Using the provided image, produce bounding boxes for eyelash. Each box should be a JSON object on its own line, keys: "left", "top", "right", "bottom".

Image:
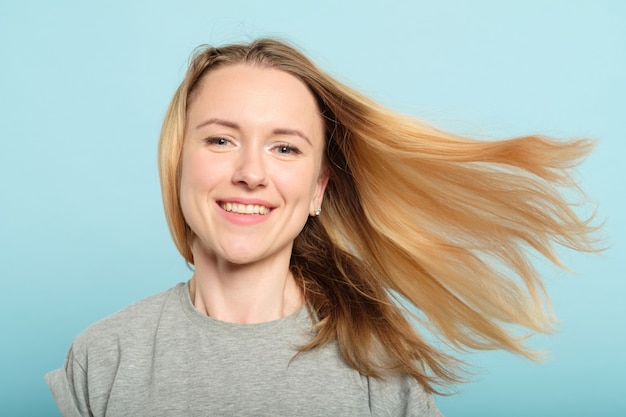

{"left": 204, "top": 136, "right": 231, "bottom": 146}
{"left": 204, "top": 137, "right": 301, "bottom": 155}
{"left": 273, "top": 143, "right": 301, "bottom": 155}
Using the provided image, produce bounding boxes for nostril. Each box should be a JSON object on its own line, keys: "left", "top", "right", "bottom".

{"left": 233, "top": 168, "right": 268, "bottom": 188}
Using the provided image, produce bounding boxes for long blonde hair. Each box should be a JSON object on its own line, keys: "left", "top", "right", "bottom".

{"left": 158, "top": 38, "right": 600, "bottom": 393}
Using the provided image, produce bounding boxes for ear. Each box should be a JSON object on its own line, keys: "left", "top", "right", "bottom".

{"left": 309, "top": 168, "right": 330, "bottom": 216}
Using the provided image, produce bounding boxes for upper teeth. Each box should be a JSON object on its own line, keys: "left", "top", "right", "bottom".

{"left": 221, "top": 202, "right": 271, "bottom": 215}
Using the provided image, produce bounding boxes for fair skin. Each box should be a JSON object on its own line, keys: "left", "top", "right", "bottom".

{"left": 180, "top": 64, "right": 329, "bottom": 324}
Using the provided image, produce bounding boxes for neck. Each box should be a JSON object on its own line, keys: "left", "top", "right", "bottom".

{"left": 188, "top": 245, "right": 303, "bottom": 324}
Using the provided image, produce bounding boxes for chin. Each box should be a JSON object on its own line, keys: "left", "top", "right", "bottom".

{"left": 222, "top": 254, "right": 263, "bottom": 265}
{"left": 218, "top": 244, "right": 293, "bottom": 268}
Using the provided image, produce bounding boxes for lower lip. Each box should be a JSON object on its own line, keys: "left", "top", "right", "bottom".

{"left": 217, "top": 204, "right": 273, "bottom": 225}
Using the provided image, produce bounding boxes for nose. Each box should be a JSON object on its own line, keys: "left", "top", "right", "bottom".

{"left": 232, "top": 147, "right": 268, "bottom": 189}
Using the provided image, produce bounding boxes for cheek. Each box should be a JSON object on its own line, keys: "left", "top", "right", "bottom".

{"left": 178, "top": 154, "right": 220, "bottom": 229}
{"left": 180, "top": 151, "right": 222, "bottom": 190}
{"left": 274, "top": 164, "right": 322, "bottom": 203}
{"left": 178, "top": 153, "right": 218, "bottom": 221}
{"left": 179, "top": 157, "right": 199, "bottom": 201}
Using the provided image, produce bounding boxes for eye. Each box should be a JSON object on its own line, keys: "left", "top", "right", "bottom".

{"left": 273, "top": 143, "right": 301, "bottom": 155}
{"left": 204, "top": 136, "right": 232, "bottom": 146}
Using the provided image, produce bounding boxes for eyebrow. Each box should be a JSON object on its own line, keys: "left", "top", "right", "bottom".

{"left": 195, "top": 118, "right": 238, "bottom": 130}
{"left": 195, "top": 118, "right": 312, "bottom": 146}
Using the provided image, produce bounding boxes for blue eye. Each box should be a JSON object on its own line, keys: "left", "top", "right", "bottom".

{"left": 205, "top": 137, "right": 230, "bottom": 146}
{"left": 275, "top": 144, "right": 301, "bottom": 155}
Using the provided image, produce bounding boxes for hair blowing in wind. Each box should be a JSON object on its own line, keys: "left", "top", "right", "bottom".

{"left": 158, "top": 38, "right": 602, "bottom": 393}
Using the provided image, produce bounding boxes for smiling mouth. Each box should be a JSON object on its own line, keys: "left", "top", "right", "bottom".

{"left": 219, "top": 202, "right": 272, "bottom": 215}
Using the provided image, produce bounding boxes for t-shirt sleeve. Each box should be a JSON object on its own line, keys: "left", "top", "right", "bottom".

{"left": 368, "top": 373, "right": 444, "bottom": 417}
{"left": 44, "top": 345, "right": 91, "bottom": 417}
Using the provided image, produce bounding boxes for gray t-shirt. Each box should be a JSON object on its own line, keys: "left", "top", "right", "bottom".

{"left": 45, "top": 282, "right": 443, "bottom": 417}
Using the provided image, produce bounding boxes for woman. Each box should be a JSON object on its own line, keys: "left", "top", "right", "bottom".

{"left": 46, "top": 38, "right": 599, "bottom": 416}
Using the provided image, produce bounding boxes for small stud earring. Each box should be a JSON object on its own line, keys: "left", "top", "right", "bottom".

{"left": 314, "top": 208, "right": 322, "bottom": 216}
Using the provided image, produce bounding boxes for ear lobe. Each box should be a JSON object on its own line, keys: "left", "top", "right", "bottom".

{"left": 310, "top": 169, "right": 330, "bottom": 216}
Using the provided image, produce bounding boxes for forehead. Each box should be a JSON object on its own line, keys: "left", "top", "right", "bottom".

{"left": 187, "top": 64, "right": 322, "bottom": 130}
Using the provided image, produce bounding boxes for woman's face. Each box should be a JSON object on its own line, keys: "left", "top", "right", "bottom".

{"left": 180, "top": 64, "right": 328, "bottom": 266}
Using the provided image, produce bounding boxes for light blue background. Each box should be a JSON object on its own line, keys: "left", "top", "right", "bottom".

{"left": 1, "top": 1, "right": 624, "bottom": 415}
